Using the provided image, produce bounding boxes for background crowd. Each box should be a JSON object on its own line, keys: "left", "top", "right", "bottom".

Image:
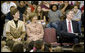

{"left": 1, "top": 1, "right": 84, "bottom": 52}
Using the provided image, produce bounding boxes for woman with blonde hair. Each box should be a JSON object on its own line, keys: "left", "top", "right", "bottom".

{"left": 26, "top": 13, "right": 44, "bottom": 43}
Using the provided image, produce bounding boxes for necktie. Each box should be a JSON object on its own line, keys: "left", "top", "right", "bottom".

{"left": 68, "top": 21, "right": 72, "bottom": 33}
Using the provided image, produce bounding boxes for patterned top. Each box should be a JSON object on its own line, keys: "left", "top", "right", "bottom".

{"left": 26, "top": 22, "right": 44, "bottom": 42}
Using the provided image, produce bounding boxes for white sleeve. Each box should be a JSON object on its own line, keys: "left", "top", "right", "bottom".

{"left": 1, "top": 3, "right": 9, "bottom": 15}
{"left": 11, "top": 2, "right": 17, "bottom": 8}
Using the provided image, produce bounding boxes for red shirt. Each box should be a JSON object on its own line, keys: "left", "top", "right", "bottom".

{"left": 29, "top": 5, "right": 35, "bottom": 12}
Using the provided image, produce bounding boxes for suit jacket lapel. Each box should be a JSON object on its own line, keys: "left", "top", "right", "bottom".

{"left": 72, "top": 21, "right": 75, "bottom": 33}
{"left": 64, "top": 20, "right": 68, "bottom": 32}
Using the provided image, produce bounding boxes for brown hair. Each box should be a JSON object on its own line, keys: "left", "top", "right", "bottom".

{"left": 35, "top": 5, "right": 43, "bottom": 19}
{"left": 29, "top": 13, "right": 37, "bottom": 21}
{"left": 10, "top": 9, "right": 19, "bottom": 18}
{"left": 6, "top": 40, "right": 15, "bottom": 51}
{"left": 11, "top": 9, "right": 19, "bottom": 16}
{"left": 12, "top": 43, "right": 24, "bottom": 52}
{"left": 10, "top": 6, "right": 16, "bottom": 10}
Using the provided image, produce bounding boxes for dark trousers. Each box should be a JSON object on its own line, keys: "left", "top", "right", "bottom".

{"left": 59, "top": 32, "right": 79, "bottom": 44}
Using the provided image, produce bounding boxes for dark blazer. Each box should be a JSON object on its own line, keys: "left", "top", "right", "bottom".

{"left": 58, "top": 19, "right": 80, "bottom": 37}
{"left": 60, "top": 20, "right": 80, "bottom": 33}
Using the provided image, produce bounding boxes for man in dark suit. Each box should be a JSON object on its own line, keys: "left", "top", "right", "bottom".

{"left": 58, "top": 10, "right": 80, "bottom": 44}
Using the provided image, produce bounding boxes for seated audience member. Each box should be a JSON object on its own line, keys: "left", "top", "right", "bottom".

{"left": 1, "top": 1, "right": 17, "bottom": 16}
{"left": 35, "top": 5, "right": 45, "bottom": 21}
{"left": 1, "top": 1, "right": 17, "bottom": 38}
{"left": 12, "top": 42, "right": 24, "bottom": 52}
{"left": 58, "top": 10, "right": 80, "bottom": 44}
{"left": 35, "top": 5, "right": 46, "bottom": 27}
{"left": 5, "top": 9, "right": 26, "bottom": 43}
{"left": 31, "top": 3, "right": 37, "bottom": 13}
{"left": 23, "top": 7, "right": 32, "bottom": 24}
{"left": 17, "top": 1, "right": 27, "bottom": 14}
{"left": 72, "top": 44, "right": 84, "bottom": 52}
{"left": 47, "top": 3, "right": 69, "bottom": 30}
{"left": 25, "top": 2, "right": 36, "bottom": 13}
{"left": 75, "top": 1, "right": 80, "bottom": 9}
{"left": 6, "top": 6, "right": 23, "bottom": 22}
{"left": 26, "top": 13, "right": 44, "bottom": 43}
{"left": 40, "top": 1, "right": 50, "bottom": 12}
{"left": 40, "top": 1, "right": 50, "bottom": 23}
{"left": 48, "top": 3, "right": 69, "bottom": 23}
{"left": 72, "top": 5, "right": 82, "bottom": 33}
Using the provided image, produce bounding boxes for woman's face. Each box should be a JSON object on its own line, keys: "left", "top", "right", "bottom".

{"left": 52, "top": 5, "right": 57, "bottom": 11}
{"left": 73, "top": 6, "right": 78, "bottom": 13}
{"left": 20, "top": 1, "right": 24, "bottom": 6}
{"left": 13, "top": 11, "right": 20, "bottom": 19}
{"left": 27, "top": 7, "right": 31, "bottom": 13}
{"left": 32, "top": 16, "right": 38, "bottom": 22}
{"left": 37, "top": 6, "right": 42, "bottom": 12}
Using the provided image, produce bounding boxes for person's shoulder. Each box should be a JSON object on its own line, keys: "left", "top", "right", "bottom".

{"left": 26, "top": 22, "right": 31, "bottom": 27}
{"left": 38, "top": 23, "right": 42, "bottom": 26}
{"left": 18, "top": 20, "right": 24, "bottom": 24}
{"left": 57, "top": 10, "right": 60, "bottom": 11}
{"left": 61, "top": 19, "right": 66, "bottom": 23}
{"left": 48, "top": 10, "right": 52, "bottom": 13}
{"left": 7, "top": 20, "right": 13, "bottom": 24}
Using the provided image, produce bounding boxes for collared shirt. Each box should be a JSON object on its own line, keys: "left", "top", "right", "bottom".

{"left": 66, "top": 19, "right": 74, "bottom": 33}
{"left": 72, "top": 9, "right": 81, "bottom": 21}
